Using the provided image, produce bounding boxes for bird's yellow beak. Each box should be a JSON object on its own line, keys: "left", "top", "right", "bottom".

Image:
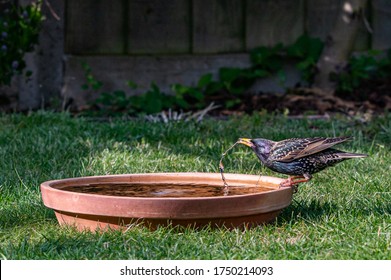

{"left": 237, "top": 138, "right": 254, "bottom": 148}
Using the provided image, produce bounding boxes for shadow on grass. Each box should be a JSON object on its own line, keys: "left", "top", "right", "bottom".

{"left": 0, "top": 202, "right": 55, "bottom": 231}
{"left": 277, "top": 197, "right": 391, "bottom": 226}
{"left": 276, "top": 199, "right": 338, "bottom": 225}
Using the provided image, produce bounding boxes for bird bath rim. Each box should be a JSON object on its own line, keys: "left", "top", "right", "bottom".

{"left": 40, "top": 172, "right": 293, "bottom": 230}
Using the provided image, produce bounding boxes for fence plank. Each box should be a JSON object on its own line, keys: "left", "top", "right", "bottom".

{"left": 372, "top": 0, "right": 391, "bottom": 49}
{"left": 193, "top": 0, "right": 244, "bottom": 53}
{"left": 65, "top": 0, "right": 124, "bottom": 54}
{"left": 306, "top": 0, "right": 341, "bottom": 40}
{"left": 307, "top": 0, "right": 369, "bottom": 51}
{"left": 127, "top": 0, "right": 190, "bottom": 54}
{"left": 246, "top": 0, "right": 304, "bottom": 49}
{"left": 354, "top": 3, "right": 371, "bottom": 51}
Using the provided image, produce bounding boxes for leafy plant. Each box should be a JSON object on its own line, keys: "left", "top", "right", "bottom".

{"left": 211, "top": 67, "right": 269, "bottom": 108}
{"left": 200, "top": 35, "right": 324, "bottom": 109}
{"left": 130, "top": 83, "right": 179, "bottom": 114}
{"left": 89, "top": 81, "right": 183, "bottom": 116}
{"left": 332, "top": 50, "right": 391, "bottom": 93}
{"left": 250, "top": 36, "right": 324, "bottom": 84}
{"left": 250, "top": 43, "right": 285, "bottom": 73}
{"left": 82, "top": 35, "right": 326, "bottom": 115}
{"left": 81, "top": 62, "right": 103, "bottom": 91}
{"left": 286, "top": 35, "right": 324, "bottom": 83}
{"left": 0, "top": 0, "right": 44, "bottom": 85}
{"left": 93, "top": 90, "right": 131, "bottom": 115}
{"left": 171, "top": 73, "right": 212, "bottom": 109}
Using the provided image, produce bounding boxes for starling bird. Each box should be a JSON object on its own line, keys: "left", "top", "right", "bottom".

{"left": 237, "top": 136, "right": 367, "bottom": 188}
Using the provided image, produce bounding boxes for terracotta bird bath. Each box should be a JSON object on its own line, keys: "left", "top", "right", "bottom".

{"left": 40, "top": 172, "right": 293, "bottom": 231}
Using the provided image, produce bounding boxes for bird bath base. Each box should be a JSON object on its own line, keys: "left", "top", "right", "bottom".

{"left": 40, "top": 172, "right": 293, "bottom": 231}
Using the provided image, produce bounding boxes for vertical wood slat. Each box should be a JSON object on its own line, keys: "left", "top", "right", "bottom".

{"left": 64, "top": 0, "right": 389, "bottom": 55}
{"left": 65, "top": 0, "right": 124, "bottom": 54}
{"left": 306, "top": 0, "right": 369, "bottom": 51}
{"left": 306, "top": 0, "right": 341, "bottom": 40}
{"left": 246, "top": 0, "right": 304, "bottom": 49}
{"left": 193, "top": 0, "right": 244, "bottom": 53}
{"left": 354, "top": 2, "right": 371, "bottom": 52}
{"left": 372, "top": 0, "right": 391, "bottom": 50}
{"left": 127, "top": 0, "right": 190, "bottom": 54}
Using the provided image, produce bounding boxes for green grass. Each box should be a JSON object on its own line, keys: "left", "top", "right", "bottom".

{"left": 0, "top": 111, "right": 390, "bottom": 259}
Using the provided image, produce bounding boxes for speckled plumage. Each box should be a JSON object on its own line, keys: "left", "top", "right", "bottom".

{"left": 237, "top": 136, "right": 367, "bottom": 187}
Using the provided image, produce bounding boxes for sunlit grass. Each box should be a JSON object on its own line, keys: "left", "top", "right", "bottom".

{"left": 0, "top": 111, "right": 390, "bottom": 259}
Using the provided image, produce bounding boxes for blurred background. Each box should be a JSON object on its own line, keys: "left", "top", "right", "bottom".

{"left": 1, "top": 0, "right": 390, "bottom": 116}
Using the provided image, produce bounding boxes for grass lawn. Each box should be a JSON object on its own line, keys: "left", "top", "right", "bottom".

{"left": 0, "top": 111, "right": 390, "bottom": 259}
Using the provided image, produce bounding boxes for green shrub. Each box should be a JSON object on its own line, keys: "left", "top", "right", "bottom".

{"left": 0, "top": 1, "right": 44, "bottom": 85}
{"left": 332, "top": 50, "right": 391, "bottom": 93}
{"left": 82, "top": 35, "right": 325, "bottom": 115}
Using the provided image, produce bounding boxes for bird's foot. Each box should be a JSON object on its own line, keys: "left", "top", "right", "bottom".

{"left": 279, "top": 175, "right": 311, "bottom": 192}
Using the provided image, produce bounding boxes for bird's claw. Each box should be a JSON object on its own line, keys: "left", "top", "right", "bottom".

{"left": 279, "top": 176, "right": 309, "bottom": 193}
{"left": 279, "top": 175, "right": 311, "bottom": 188}
{"left": 279, "top": 181, "right": 299, "bottom": 193}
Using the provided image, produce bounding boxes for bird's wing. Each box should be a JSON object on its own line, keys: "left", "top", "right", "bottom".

{"left": 271, "top": 137, "right": 351, "bottom": 162}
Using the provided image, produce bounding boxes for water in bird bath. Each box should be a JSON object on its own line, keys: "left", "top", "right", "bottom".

{"left": 58, "top": 183, "right": 275, "bottom": 198}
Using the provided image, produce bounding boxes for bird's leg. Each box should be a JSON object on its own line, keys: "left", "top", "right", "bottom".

{"left": 279, "top": 174, "right": 312, "bottom": 188}
{"left": 291, "top": 174, "right": 312, "bottom": 185}
{"left": 279, "top": 176, "right": 299, "bottom": 188}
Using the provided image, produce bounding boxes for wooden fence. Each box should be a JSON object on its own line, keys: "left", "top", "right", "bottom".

{"left": 3, "top": 0, "right": 391, "bottom": 111}
{"left": 65, "top": 0, "right": 391, "bottom": 56}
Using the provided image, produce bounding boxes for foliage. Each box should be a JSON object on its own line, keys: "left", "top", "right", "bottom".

{"left": 129, "top": 83, "right": 184, "bottom": 114}
{"left": 250, "top": 35, "right": 324, "bottom": 84}
{"left": 286, "top": 35, "right": 324, "bottom": 83}
{"left": 171, "top": 69, "right": 266, "bottom": 110}
{"left": 0, "top": 0, "right": 44, "bottom": 85}
{"left": 89, "top": 82, "right": 189, "bottom": 116}
{"left": 332, "top": 50, "right": 391, "bottom": 93}
{"left": 81, "top": 62, "right": 103, "bottom": 91}
{"left": 82, "top": 35, "right": 324, "bottom": 115}
{"left": 171, "top": 73, "right": 213, "bottom": 110}
{"left": 82, "top": 61, "right": 189, "bottom": 115}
